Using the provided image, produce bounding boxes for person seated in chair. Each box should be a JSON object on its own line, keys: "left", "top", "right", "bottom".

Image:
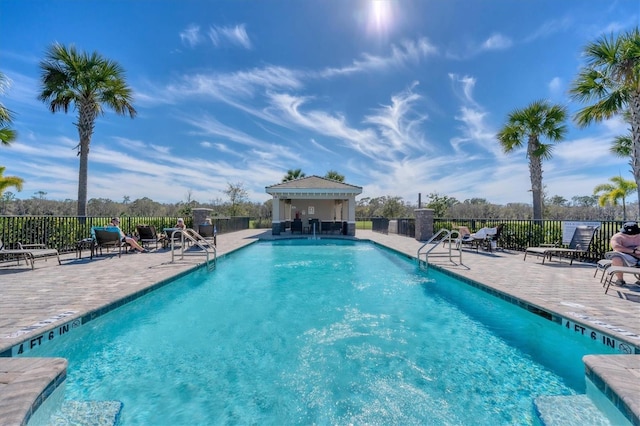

{"left": 175, "top": 218, "right": 186, "bottom": 229}
{"left": 606, "top": 221, "right": 640, "bottom": 286}
{"left": 111, "top": 217, "right": 148, "bottom": 253}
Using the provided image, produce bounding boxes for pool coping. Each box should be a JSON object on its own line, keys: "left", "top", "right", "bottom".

{"left": 1, "top": 231, "right": 638, "bottom": 425}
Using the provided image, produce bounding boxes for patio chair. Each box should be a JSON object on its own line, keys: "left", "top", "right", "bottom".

{"left": 523, "top": 225, "right": 599, "bottom": 265}
{"left": 197, "top": 224, "right": 217, "bottom": 246}
{"left": 163, "top": 228, "right": 187, "bottom": 249}
{"left": 136, "top": 225, "right": 160, "bottom": 250}
{"left": 457, "top": 224, "right": 503, "bottom": 252}
{"left": 0, "top": 238, "right": 61, "bottom": 270}
{"left": 91, "top": 227, "right": 126, "bottom": 259}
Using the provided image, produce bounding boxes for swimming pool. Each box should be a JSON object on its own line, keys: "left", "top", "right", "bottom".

{"left": 25, "top": 240, "right": 619, "bottom": 424}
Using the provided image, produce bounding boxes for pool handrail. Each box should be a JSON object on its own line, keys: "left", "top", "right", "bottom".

{"left": 417, "top": 228, "right": 461, "bottom": 269}
{"left": 169, "top": 228, "right": 217, "bottom": 271}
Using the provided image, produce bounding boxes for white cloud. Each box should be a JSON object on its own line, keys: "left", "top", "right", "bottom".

{"left": 179, "top": 24, "right": 201, "bottom": 48}
{"left": 319, "top": 37, "right": 437, "bottom": 78}
{"left": 481, "top": 33, "right": 512, "bottom": 51}
{"left": 548, "top": 77, "right": 562, "bottom": 97}
{"left": 208, "top": 24, "right": 252, "bottom": 49}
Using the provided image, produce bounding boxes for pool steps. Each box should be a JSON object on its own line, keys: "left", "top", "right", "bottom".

{"left": 534, "top": 394, "right": 623, "bottom": 426}
{"left": 46, "top": 400, "right": 123, "bottom": 426}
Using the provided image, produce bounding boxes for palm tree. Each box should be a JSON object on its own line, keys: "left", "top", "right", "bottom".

{"left": 593, "top": 175, "right": 637, "bottom": 220}
{"left": 0, "top": 166, "right": 23, "bottom": 198}
{"left": 0, "top": 71, "right": 17, "bottom": 146}
{"left": 324, "top": 170, "right": 345, "bottom": 182}
{"left": 570, "top": 28, "right": 640, "bottom": 218}
{"left": 282, "top": 168, "right": 306, "bottom": 182}
{"left": 38, "top": 43, "right": 136, "bottom": 217}
{"left": 497, "top": 100, "right": 568, "bottom": 222}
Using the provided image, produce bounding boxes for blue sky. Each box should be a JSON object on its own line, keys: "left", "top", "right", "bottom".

{"left": 1, "top": 1, "right": 639, "bottom": 206}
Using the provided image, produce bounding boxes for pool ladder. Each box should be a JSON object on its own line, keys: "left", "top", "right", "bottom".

{"left": 417, "top": 228, "right": 461, "bottom": 270}
{"left": 169, "top": 228, "right": 217, "bottom": 271}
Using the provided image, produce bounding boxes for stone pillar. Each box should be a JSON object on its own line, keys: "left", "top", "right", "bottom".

{"left": 414, "top": 208, "right": 434, "bottom": 241}
{"left": 271, "top": 197, "right": 281, "bottom": 235}
{"left": 345, "top": 196, "right": 356, "bottom": 236}
{"left": 192, "top": 208, "right": 213, "bottom": 228}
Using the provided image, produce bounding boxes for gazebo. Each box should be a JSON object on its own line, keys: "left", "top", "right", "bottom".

{"left": 266, "top": 176, "right": 363, "bottom": 236}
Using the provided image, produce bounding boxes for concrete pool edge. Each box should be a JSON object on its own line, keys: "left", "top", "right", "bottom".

{"left": 1, "top": 232, "right": 638, "bottom": 425}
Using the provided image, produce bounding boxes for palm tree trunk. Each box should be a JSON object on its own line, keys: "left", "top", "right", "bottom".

{"left": 528, "top": 137, "right": 544, "bottom": 223}
{"left": 76, "top": 103, "right": 96, "bottom": 217}
{"left": 630, "top": 92, "right": 640, "bottom": 220}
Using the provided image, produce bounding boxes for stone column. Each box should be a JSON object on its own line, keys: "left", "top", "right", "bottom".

{"left": 192, "top": 208, "right": 213, "bottom": 228}
{"left": 271, "top": 197, "right": 281, "bottom": 235}
{"left": 414, "top": 208, "right": 434, "bottom": 241}
{"left": 346, "top": 196, "right": 356, "bottom": 236}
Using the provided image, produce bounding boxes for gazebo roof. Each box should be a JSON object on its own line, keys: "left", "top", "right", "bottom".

{"left": 266, "top": 175, "right": 362, "bottom": 198}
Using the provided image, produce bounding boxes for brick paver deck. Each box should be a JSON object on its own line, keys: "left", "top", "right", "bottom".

{"left": 1, "top": 229, "right": 638, "bottom": 425}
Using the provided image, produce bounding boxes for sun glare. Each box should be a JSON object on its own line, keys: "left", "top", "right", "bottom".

{"left": 369, "top": 0, "right": 393, "bottom": 35}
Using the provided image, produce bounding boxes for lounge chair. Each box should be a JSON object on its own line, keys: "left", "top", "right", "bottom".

{"left": 163, "top": 228, "right": 187, "bottom": 248}
{"left": 136, "top": 225, "right": 160, "bottom": 250}
{"left": 91, "top": 227, "right": 126, "bottom": 259}
{"left": 457, "top": 224, "right": 503, "bottom": 252}
{"left": 524, "top": 225, "right": 599, "bottom": 265}
{"left": 197, "top": 224, "right": 217, "bottom": 246}
{"left": 603, "top": 265, "right": 640, "bottom": 294}
{"left": 0, "top": 239, "right": 61, "bottom": 270}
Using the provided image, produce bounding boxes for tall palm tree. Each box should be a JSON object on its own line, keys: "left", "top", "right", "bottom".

{"left": 593, "top": 175, "right": 637, "bottom": 220}
{"left": 38, "top": 43, "right": 136, "bottom": 217}
{"left": 324, "top": 170, "right": 345, "bottom": 182}
{"left": 0, "top": 166, "right": 23, "bottom": 198}
{"left": 0, "top": 71, "right": 17, "bottom": 146}
{"left": 497, "top": 100, "right": 568, "bottom": 222}
{"left": 282, "top": 168, "right": 306, "bottom": 182}
{"left": 570, "top": 28, "right": 640, "bottom": 218}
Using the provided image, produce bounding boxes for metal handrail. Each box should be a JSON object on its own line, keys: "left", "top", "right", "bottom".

{"left": 170, "top": 228, "right": 217, "bottom": 271}
{"left": 417, "top": 228, "right": 461, "bottom": 269}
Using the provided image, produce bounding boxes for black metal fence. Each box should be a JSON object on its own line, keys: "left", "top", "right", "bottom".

{"left": 0, "top": 216, "right": 250, "bottom": 253}
{"left": 367, "top": 217, "right": 627, "bottom": 264}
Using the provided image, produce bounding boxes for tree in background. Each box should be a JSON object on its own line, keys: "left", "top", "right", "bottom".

{"left": 497, "top": 100, "right": 567, "bottom": 222}
{"left": 38, "top": 43, "right": 136, "bottom": 217}
{"left": 0, "top": 166, "right": 23, "bottom": 202}
{"left": 324, "top": 170, "right": 345, "bottom": 182}
{"left": 282, "top": 169, "right": 305, "bottom": 182}
{"left": 571, "top": 28, "right": 640, "bottom": 218}
{"left": 224, "top": 182, "right": 249, "bottom": 216}
{"left": 593, "top": 175, "right": 637, "bottom": 221}
{"left": 425, "top": 192, "right": 459, "bottom": 218}
{"left": 0, "top": 71, "right": 17, "bottom": 146}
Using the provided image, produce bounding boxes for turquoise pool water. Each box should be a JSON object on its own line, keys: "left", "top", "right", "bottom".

{"left": 26, "top": 240, "right": 618, "bottom": 425}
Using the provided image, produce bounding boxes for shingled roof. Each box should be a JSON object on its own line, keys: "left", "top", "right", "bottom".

{"left": 266, "top": 175, "right": 362, "bottom": 197}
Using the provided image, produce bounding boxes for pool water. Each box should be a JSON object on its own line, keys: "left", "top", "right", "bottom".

{"left": 26, "top": 240, "right": 618, "bottom": 425}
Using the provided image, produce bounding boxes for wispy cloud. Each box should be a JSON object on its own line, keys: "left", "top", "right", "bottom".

{"left": 522, "top": 17, "right": 573, "bottom": 43}
{"left": 481, "top": 33, "right": 512, "bottom": 51}
{"left": 548, "top": 76, "right": 563, "bottom": 98}
{"left": 363, "top": 82, "right": 429, "bottom": 154}
{"left": 319, "top": 37, "right": 436, "bottom": 78}
{"left": 180, "top": 23, "right": 252, "bottom": 50}
{"left": 208, "top": 24, "right": 252, "bottom": 49}
{"left": 448, "top": 74, "right": 500, "bottom": 155}
{"left": 179, "top": 24, "right": 202, "bottom": 48}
